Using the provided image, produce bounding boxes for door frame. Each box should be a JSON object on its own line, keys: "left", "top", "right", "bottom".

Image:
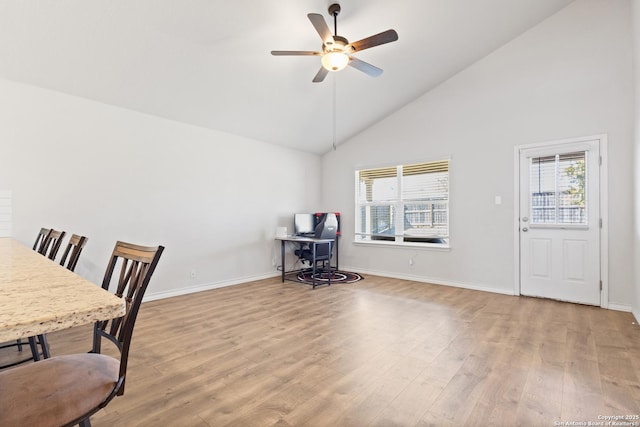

{"left": 513, "top": 134, "right": 609, "bottom": 308}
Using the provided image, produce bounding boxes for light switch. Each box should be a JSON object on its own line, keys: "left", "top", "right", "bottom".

{"left": 495, "top": 196, "right": 502, "bottom": 205}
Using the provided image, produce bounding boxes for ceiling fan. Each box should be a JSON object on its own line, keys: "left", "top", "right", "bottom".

{"left": 271, "top": 3, "right": 398, "bottom": 83}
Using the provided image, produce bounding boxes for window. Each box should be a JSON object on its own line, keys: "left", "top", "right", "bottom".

{"left": 355, "top": 160, "right": 449, "bottom": 246}
{"left": 529, "top": 152, "right": 586, "bottom": 225}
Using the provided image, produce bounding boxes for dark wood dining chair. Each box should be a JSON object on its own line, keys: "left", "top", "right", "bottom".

{"left": 32, "top": 227, "right": 50, "bottom": 251}
{"left": 59, "top": 234, "right": 89, "bottom": 272}
{"left": 0, "top": 241, "right": 164, "bottom": 427}
{"left": 38, "top": 229, "right": 66, "bottom": 260}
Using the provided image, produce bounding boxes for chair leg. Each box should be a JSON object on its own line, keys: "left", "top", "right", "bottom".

{"left": 312, "top": 258, "right": 317, "bottom": 289}
{"left": 39, "top": 334, "right": 50, "bottom": 358}
{"left": 27, "top": 335, "right": 50, "bottom": 361}
{"left": 79, "top": 417, "right": 92, "bottom": 427}
{"left": 28, "top": 337, "right": 41, "bottom": 361}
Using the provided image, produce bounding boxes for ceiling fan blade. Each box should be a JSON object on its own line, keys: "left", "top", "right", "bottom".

{"left": 308, "top": 13, "right": 334, "bottom": 44}
{"left": 347, "top": 29, "right": 398, "bottom": 52}
{"left": 348, "top": 57, "right": 383, "bottom": 78}
{"left": 312, "top": 67, "right": 329, "bottom": 83}
{"left": 271, "top": 50, "right": 321, "bottom": 56}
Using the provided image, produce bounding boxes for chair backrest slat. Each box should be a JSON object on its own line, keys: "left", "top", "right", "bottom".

{"left": 59, "top": 234, "right": 88, "bottom": 272}
{"left": 32, "top": 228, "right": 50, "bottom": 252}
{"left": 39, "top": 229, "right": 66, "bottom": 261}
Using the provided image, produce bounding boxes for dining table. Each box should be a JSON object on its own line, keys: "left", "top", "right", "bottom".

{"left": 0, "top": 237, "right": 125, "bottom": 343}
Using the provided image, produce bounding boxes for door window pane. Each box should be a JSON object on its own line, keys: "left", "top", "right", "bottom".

{"left": 529, "top": 152, "right": 586, "bottom": 225}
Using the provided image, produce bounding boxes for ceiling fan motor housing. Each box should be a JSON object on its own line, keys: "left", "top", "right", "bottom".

{"left": 324, "top": 35, "right": 349, "bottom": 53}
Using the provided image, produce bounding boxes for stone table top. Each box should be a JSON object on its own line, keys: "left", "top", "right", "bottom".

{"left": 0, "top": 238, "right": 125, "bottom": 342}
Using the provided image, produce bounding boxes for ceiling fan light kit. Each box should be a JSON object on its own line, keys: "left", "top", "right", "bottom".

{"left": 321, "top": 51, "right": 349, "bottom": 72}
{"left": 271, "top": 3, "right": 398, "bottom": 82}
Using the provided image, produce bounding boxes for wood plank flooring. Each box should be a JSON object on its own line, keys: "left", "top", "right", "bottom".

{"left": 15, "top": 276, "right": 640, "bottom": 426}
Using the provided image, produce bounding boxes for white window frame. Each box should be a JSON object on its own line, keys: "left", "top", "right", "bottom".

{"left": 354, "top": 160, "right": 450, "bottom": 248}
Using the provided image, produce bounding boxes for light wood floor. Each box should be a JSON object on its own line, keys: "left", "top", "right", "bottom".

{"left": 21, "top": 276, "right": 640, "bottom": 426}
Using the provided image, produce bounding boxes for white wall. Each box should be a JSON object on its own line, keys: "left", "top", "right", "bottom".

{"left": 323, "top": 0, "right": 635, "bottom": 307}
{"left": 0, "top": 190, "right": 11, "bottom": 237}
{"left": 0, "top": 79, "right": 321, "bottom": 300}
{"left": 632, "top": 0, "right": 640, "bottom": 322}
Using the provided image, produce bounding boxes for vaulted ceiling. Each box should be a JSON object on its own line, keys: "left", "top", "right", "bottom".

{"left": 0, "top": 0, "right": 574, "bottom": 154}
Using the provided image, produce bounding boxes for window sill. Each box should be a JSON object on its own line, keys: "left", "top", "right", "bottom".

{"left": 352, "top": 240, "right": 451, "bottom": 251}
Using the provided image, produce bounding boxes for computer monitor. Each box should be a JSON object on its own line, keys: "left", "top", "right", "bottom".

{"left": 294, "top": 213, "right": 315, "bottom": 236}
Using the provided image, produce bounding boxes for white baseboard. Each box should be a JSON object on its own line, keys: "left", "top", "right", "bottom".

{"left": 143, "top": 271, "right": 280, "bottom": 302}
{"left": 607, "top": 303, "right": 633, "bottom": 313}
{"left": 344, "top": 266, "right": 516, "bottom": 296}
{"left": 632, "top": 308, "right": 640, "bottom": 324}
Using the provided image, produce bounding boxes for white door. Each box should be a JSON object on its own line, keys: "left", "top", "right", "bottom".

{"left": 519, "top": 139, "right": 600, "bottom": 305}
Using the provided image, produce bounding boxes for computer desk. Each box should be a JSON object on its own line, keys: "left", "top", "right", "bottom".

{"left": 275, "top": 235, "right": 339, "bottom": 288}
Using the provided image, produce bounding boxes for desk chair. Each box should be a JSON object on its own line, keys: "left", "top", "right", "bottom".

{"left": 298, "top": 213, "right": 338, "bottom": 287}
{"left": 0, "top": 241, "right": 164, "bottom": 427}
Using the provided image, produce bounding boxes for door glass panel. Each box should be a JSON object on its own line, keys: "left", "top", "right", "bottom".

{"left": 529, "top": 151, "right": 586, "bottom": 225}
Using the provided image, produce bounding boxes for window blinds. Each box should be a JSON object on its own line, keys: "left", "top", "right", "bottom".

{"left": 401, "top": 161, "right": 449, "bottom": 202}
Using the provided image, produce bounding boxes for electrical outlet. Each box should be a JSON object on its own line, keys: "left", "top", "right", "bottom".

{"left": 190, "top": 269, "right": 196, "bottom": 278}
